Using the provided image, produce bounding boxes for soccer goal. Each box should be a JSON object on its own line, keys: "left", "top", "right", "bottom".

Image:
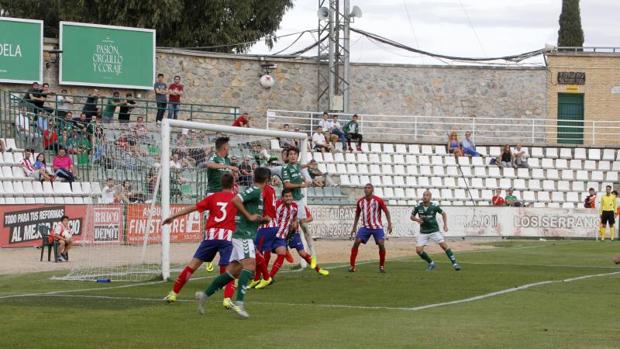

{"left": 55, "top": 119, "right": 308, "bottom": 282}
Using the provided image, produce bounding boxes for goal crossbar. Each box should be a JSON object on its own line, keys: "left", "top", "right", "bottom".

{"left": 160, "top": 119, "right": 309, "bottom": 280}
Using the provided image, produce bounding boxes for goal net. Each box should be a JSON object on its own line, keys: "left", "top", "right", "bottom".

{"left": 56, "top": 119, "right": 308, "bottom": 281}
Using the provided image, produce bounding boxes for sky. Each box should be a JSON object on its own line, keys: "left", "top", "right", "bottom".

{"left": 248, "top": 0, "right": 620, "bottom": 65}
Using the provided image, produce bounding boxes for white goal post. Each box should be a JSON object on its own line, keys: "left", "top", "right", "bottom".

{"left": 160, "top": 119, "right": 309, "bottom": 280}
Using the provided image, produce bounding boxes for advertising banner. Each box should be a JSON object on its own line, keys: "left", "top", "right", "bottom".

{"left": 0, "top": 17, "right": 43, "bottom": 84}
{"left": 85, "top": 205, "right": 124, "bottom": 243}
{"left": 125, "top": 205, "right": 202, "bottom": 244}
{"left": 59, "top": 22, "right": 155, "bottom": 89}
{"left": 308, "top": 205, "right": 598, "bottom": 239}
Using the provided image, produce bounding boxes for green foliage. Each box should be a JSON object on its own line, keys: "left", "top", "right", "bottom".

{"left": 0, "top": 0, "right": 293, "bottom": 52}
{"left": 557, "top": 0, "right": 584, "bottom": 47}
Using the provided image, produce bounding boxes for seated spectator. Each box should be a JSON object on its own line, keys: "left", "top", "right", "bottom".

{"left": 312, "top": 126, "right": 332, "bottom": 153}
{"left": 330, "top": 114, "right": 347, "bottom": 151}
{"left": 52, "top": 147, "right": 76, "bottom": 184}
{"left": 33, "top": 153, "right": 54, "bottom": 181}
{"left": 584, "top": 187, "right": 597, "bottom": 208}
{"left": 318, "top": 112, "right": 339, "bottom": 149}
{"left": 447, "top": 131, "right": 463, "bottom": 156}
{"left": 170, "top": 153, "right": 184, "bottom": 169}
{"left": 55, "top": 89, "right": 73, "bottom": 117}
{"left": 498, "top": 145, "right": 513, "bottom": 168}
{"left": 102, "top": 91, "right": 122, "bottom": 123}
{"left": 132, "top": 116, "right": 148, "bottom": 139}
{"left": 239, "top": 156, "right": 253, "bottom": 186}
{"left": 307, "top": 159, "right": 335, "bottom": 187}
{"left": 232, "top": 112, "right": 251, "bottom": 127}
{"left": 122, "top": 180, "right": 145, "bottom": 203}
{"left": 513, "top": 144, "right": 529, "bottom": 168}
{"left": 73, "top": 112, "right": 89, "bottom": 133}
{"left": 0, "top": 139, "right": 6, "bottom": 153}
{"left": 344, "top": 114, "right": 363, "bottom": 152}
{"left": 52, "top": 215, "right": 73, "bottom": 262}
{"left": 118, "top": 93, "right": 136, "bottom": 122}
{"left": 22, "top": 149, "right": 52, "bottom": 182}
{"left": 101, "top": 178, "right": 116, "bottom": 204}
{"left": 43, "top": 122, "right": 59, "bottom": 151}
{"left": 36, "top": 114, "right": 49, "bottom": 132}
{"left": 460, "top": 131, "right": 480, "bottom": 157}
{"left": 505, "top": 188, "right": 520, "bottom": 206}
{"left": 279, "top": 124, "right": 296, "bottom": 149}
{"left": 58, "top": 129, "right": 71, "bottom": 151}
{"left": 491, "top": 189, "right": 506, "bottom": 206}
{"left": 60, "top": 112, "right": 76, "bottom": 132}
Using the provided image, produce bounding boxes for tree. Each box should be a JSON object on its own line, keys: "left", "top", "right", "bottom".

{"left": 557, "top": 0, "right": 584, "bottom": 48}
{"left": 0, "top": 0, "right": 293, "bottom": 52}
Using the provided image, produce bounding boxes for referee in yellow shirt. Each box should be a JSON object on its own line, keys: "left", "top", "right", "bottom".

{"left": 599, "top": 185, "right": 617, "bottom": 240}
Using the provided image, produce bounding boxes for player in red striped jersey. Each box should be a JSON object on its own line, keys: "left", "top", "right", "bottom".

{"left": 255, "top": 189, "right": 329, "bottom": 288}
{"left": 248, "top": 182, "right": 278, "bottom": 289}
{"left": 349, "top": 183, "right": 393, "bottom": 273}
{"left": 162, "top": 173, "right": 237, "bottom": 305}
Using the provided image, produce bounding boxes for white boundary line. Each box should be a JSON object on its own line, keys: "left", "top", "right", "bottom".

{"left": 9, "top": 271, "right": 620, "bottom": 312}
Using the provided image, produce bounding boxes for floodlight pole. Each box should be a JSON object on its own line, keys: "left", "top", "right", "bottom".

{"left": 342, "top": 0, "right": 351, "bottom": 113}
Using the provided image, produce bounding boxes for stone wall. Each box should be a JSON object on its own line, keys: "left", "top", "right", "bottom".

{"left": 0, "top": 40, "right": 548, "bottom": 144}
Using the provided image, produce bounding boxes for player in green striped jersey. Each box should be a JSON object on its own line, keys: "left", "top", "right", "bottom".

{"left": 410, "top": 190, "right": 461, "bottom": 271}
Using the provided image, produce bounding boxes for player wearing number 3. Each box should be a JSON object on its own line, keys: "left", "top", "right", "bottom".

{"left": 411, "top": 190, "right": 461, "bottom": 271}
{"left": 163, "top": 173, "right": 238, "bottom": 304}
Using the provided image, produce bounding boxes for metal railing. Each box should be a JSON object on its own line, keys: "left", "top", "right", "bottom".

{"left": 555, "top": 46, "right": 620, "bottom": 54}
{"left": 266, "top": 109, "right": 620, "bottom": 146}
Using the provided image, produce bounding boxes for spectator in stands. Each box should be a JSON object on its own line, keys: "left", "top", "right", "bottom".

{"left": 122, "top": 180, "right": 145, "bottom": 203}
{"left": 0, "top": 139, "right": 6, "bottom": 153}
{"left": 52, "top": 215, "right": 73, "bottom": 262}
{"left": 498, "top": 145, "right": 514, "bottom": 168}
{"left": 43, "top": 121, "right": 59, "bottom": 151}
{"left": 318, "top": 112, "right": 339, "bottom": 150}
{"left": 52, "top": 147, "right": 76, "bottom": 184}
{"left": 170, "top": 153, "right": 184, "bottom": 169}
{"left": 55, "top": 89, "right": 73, "bottom": 117}
{"left": 447, "top": 132, "right": 464, "bottom": 156}
{"left": 307, "top": 159, "right": 335, "bottom": 187}
{"left": 82, "top": 90, "right": 100, "bottom": 120}
{"left": 15, "top": 107, "right": 31, "bottom": 135}
{"left": 22, "top": 149, "right": 52, "bottom": 182}
{"left": 513, "top": 144, "right": 529, "bottom": 168}
{"left": 505, "top": 188, "right": 520, "bottom": 206}
{"left": 232, "top": 112, "right": 251, "bottom": 127}
{"left": 584, "top": 187, "right": 597, "bottom": 208}
{"left": 132, "top": 116, "right": 148, "bottom": 139}
{"left": 279, "top": 124, "right": 296, "bottom": 149}
{"left": 460, "top": 131, "right": 480, "bottom": 157}
{"left": 101, "top": 178, "right": 116, "bottom": 204}
{"left": 239, "top": 155, "right": 253, "bottom": 186}
{"left": 312, "top": 126, "right": 333, "bottom": 153}
{"left": 23, "top": 82, "right": 41, "bottom": 108}
{"left": 344, "top": 114, "right": 363, "bottom": 152}
{"left": 58, "top": 129, "right": 71, "bottom": 151}
{"left": 167, "top": 75, "right": 184, "bottom": 119}
{"left": 330, "top": 114, "right": 347, "bottom": 151}
{"left": 39, "top": 83, "right": 56, "bottom": 115}
{"left": 60, "top": 111, "right": 75, "bottom": 132}
{"left": 73, "top": 112, "right": 89, "bottom": 134}
{"left": 251, "top": 143, "right": 271, "bottom": 166}
{"left": 491, "top": 189, "right": 506, "bottom": 206}
{"left": 154, "top": 73, "right": 168, "bottom": 123}
{"left": 33, "top": 153, "right": 54, "bottom": 181}
{"left": 118, "top": 93, "right": 136, "bottom": 122}
{"left": 102, "top": 91, "right": 123, "bottom": 123}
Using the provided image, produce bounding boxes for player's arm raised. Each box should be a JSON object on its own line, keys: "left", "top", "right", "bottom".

{"left": 207, "top": 160, "right": 238, "bottom": 172}
{"left": 162, "top": 205, "right": 197, "bottom": 225}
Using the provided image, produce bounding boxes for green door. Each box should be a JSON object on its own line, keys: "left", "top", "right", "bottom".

{"left": 557, "top": 93, "right": 584, "bottom": 144}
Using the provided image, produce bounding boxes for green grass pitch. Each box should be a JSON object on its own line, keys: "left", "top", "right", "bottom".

{"left": 1, "top": 240, "right": 620, "bottom": 349}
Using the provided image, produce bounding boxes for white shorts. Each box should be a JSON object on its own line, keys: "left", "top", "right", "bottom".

{"left": 416, "top": 232, "right": 445, "bottom": 247}
{"left": 230, "top": 238, "right": 256, "bottom": 262}
{"left": 295, "top": 200, "right": 307, "bottom": 220}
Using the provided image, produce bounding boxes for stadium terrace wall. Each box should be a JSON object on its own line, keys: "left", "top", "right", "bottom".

{"left": 0, "top": 39, "right": 546, "bottom": 143}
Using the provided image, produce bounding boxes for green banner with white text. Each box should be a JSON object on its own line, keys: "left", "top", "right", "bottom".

{"left": 0, "top": 17, "right": 43, "bottom": 84}
{"left": 60, "top": 22, "right": 155, "bottom": 89}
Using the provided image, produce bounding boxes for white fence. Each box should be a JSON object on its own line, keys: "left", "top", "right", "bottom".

{"left": 309, "top": 205, "right": 598, "bottom": 239}
{"left": 267, "top": 109, "right": 620, "bottom": 145}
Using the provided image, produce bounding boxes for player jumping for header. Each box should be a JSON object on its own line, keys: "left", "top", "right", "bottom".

{"left": 349, "top": 183, "right": 392, "bottom": 273}
{"left": 411, "top": 190, "right": 461, "bottom": 271}
{"left": 162, "top": 173, "right": 237, "bottom": 306}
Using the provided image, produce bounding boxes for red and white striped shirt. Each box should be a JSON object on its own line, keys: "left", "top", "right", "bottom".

{"left": 21, "top": 158, "right": 35, "bottom": 176}
{"left": 356, "top": 195, "right": 387, "bottom": 229}
{"left": 196, "top": 191, "right": 237, "bottom": 241}
{"left": 204, "top": 227, "right": 233, "bottom": 241}
{"left": 275, "top": 200, "right": 298, "bottom": 239}
{"left": 260, "top": 184, "right": 278, "bottom": 228}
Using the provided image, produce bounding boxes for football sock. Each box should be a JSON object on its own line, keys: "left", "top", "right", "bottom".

{"left": 172, "top": 266, "right": 195, "bottom": 294}
{"left": 264, "top": 251, "right": 272, "bottom": 265}
{"left": 418, "top": 251, "right": 433, "bottom": 264}
{"left": 611, "top": 226, "right": 615, "bottom": 240}
{"left": 300, "top": 253, "right": 321, "bottom": 272}
{"left": 350, "top": 247, "right": 359, "bottom": 267}
{"left": 255, "top": 252, "right": 269, "bottom": 281}
{"left": 235, "top": 269, "right": 253, "bottom": 303}
{"left": 223, "top": 281, "right": 235, "bottom": 299}
{"left": 270, "top": 255, "right": 285, "bottom": 278}
{"left": 599, "top": 227, "right": 606, "bottom": 240}
{"left": 205, "top": 272, "right": 234, "bottom": 297}
{"left": 379, "top": 249, "right": 386, "bottom": 267}
{"left": 445, "top": 249, "right": 457, "bottom": 264}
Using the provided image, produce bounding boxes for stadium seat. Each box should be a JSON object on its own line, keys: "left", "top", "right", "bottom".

{"left": 361, "top": 143, "right": 370, "bottom": 153}
{"left": 382, "top": 176, "right": 394, "bottom": 186}
{"left": 591, "top": 171, "right": 604, "bottom": 181}
{"left": 406, "top": 165, "right": 418, "bottom": 176}
{"left": 380, "top": 154, "right": 392, "bottom": 164}
{"left": 318, "top": 163, "right": 328, "bottom": 173}
{"left": 471, "top": 157, "right": 485, "bottom": 167}
{"left": 517, "top": 168, "right": 529, "bottom": 178}
{"left": 334, "top": 152, "right": 345, "bottom": 163}
{"left": 533, "top": 202, "right": 546, "bottom": 208}
{"left": 546, "top": 169, "right": 559, "bottom": 180}
{"left": 393, "top": 176, "right": 405, "bottom": 186}
{"left": 453, "top": 189, "right": 467, "bottom": 200}
{"left": 566, "top": 192, "right": 579, "bottom": 203}
{"left": 523, "top": 191, "right": 536, "bottom": 202}
{"left": 383, "top": 144, "right": 395, "bottom": 153}
{"left": 346, "top": 164, "right": 357, "bottom": 173}
{"left": 433, "top": 166, "right": 445, "bottom": 176}
{"left": 488, "top": 167, "right": 501, "bottom": 178}
{"left": 537, "top": 192, "right": 551, "bottom": 202}
{"left": 569, "top": 160, "right": 582, "bottom": 170}
{"left": 418, "top": 177, "right": 430, "bottom": 187}
{"left": 503, "top": 167, "right": 515, "bottom": 178}
{"left": 546, "top": 148, "right": 558, "bottom": 159}
{"left": 541, "top": 158, "right": 554, "bottom": 169}
{"left": 345, "top": 152, "right": 356, "bottom": 163}
{"left": 383, "top": 187, "right": 395, "bottom": 199}
{"left": 395, "top": 144, "right": 408, "bottom": 154}
{"left": 431, "top": 156, "right": 443, "bottom": 166}
{"left": 586, "top": 182, "right": 599, "bottom": 192}
{"left": 370, "top": 176, "right": 382, "bottom": 187}
{"left": 531, "top": 147, "right": 544, "bottom": 158}
{"left": 485, "top": 178, "right": 498, "bottom": 189}
{"left": 380, "top": 164, "right": 393, "bottom": 175}
{"left": 561, "top": 170, "right": 574, "bottom": 180}
{"left": 270, "top": 139, "right": 281, "bottom": 151}
{"left": 419, "top": 165, "right": 431, "bottom": 176}
{"left": 326, "top": 164, "right": 337, "bottom": 174}
{"left": 431, "top": 177, "right": 443, "bottom": 187}
{"left": 340, "top": 175, "right": 351, "bottom": 186}
{"left": 552, "top": 192, "right": 564, "bottom": 202}
{"left": 409, "top": 144, "right": 420, "bottom": 154}
{"left": 459, "top": 167, "right": 472, "bottom": 177}
{"left": 418, "top": 155, "right": 430, "bottom": 165}
{"left": 474, "top": 167, "right": 486, "bottom": 177}
{"left": 394, "top": 188, "right": 405, "bottom": 199}
{"left": 74, "top": 197, "right": 84, "bottom": 204}
{"left": 336, "top": 164, "right": 347, "bottom": 174}
{"left": 3, "top": 152, "right": 15, "bottom": 164}
{"left": 499, "top": 178, "right": 511, "bottom": 189}
{"left": 64, "top": 197, "right": 75, "bottom": 204}
{"left": 457, "top": 177, "right": 469, "bottom": 188}
{"left": 445, "top": 166, "right": 459, "bottom": 177}
{"left": 370, "top": 165, "right": 381, "bottom": 175}
{"left": 91, "top": 182, "right": 103, "bottom": 196}
{"left": 313, "top": 152, "right": 323, "bottom": 162}
{"left": 528, "top": 179, "right": 541, "bottom": 191}
{"left": 584, "top": 160, "right": 596, "bottom": 171}
{"left": 358, "top": 164, "right": 369, "bottom": 174}
{"left": 481, "top": 190, "right": 493, "bottom": 201}
{"left": 405, "top": 188, "right": 417, "bottom": 199}
{"left": 602, "top": 149, "right": 616, "bottom": 161}
{"left": 374, "top": 187, "right": 384, "bottom": 197}
{"left": 488, "top": 147, "right": 501, "bottom": 157}
{"left": 405, "top": 154, "right": 417, "bottom": 164}
{"left": 444, "top": 177, "right": 456, "bottom": 188}
{"left": 588, "top": 149, "right": 601, "bottom": 160}
{"left": 369, "top": 154, "right": 380, "bottom": 164}
{"left": 393, "top": 154, "right": 405, "bottom": 164}
{"left": 561, "top": 202, "right": 575, "bottom": 208}
{"left": 434, "top": 146, "right": 447, "bottom": 155}
{"left": 421, "top": 145, "right": 433, "bottom": 155}
{"left": 323, "top": 152, "right": 335, "bottom": 163}
{"left": 457, "top": 156, "right": 470, "bottom": 166}
{"left": 471, "top": 177, "right": 484, "bottom": 189}
{"left": 606, "top": 172, "right": 618, "bottom": 182}
{"left": 394, "top": 165, "right": 406, "bottom": 175}
{"left": 513, "top": 179, "right": 527, "bottom": 190}
{"left": 350, "top": 175, "right": 360, "bottom": 186}
{"left": 598, "top": 161, "right": 611, "bottom": 171}
{"left": 25, "top": 197, "right": 35, "bottom": 204}
{"left": 370, "top": 143, "right": 382, "bottom": 153}
{"left": 444, "top": 156, "right": 456, "bottom": 166}
{"left": 559, "top": 148, "right": 572, "bottom": 159}
{"left": 528, "top": 158, "right": 540, "bottom": 168}
{"left": 574, "top": 148, "right": 586, "bottom": 160}
{"left": 555, "top": 159, "right": 568, "bottom": 169}
{"left": 572, "top": 181, "right": 585, "bottom": 192}
{"left": 406, "top": 176, "right": 417, "bottom": 187}
{"left": 576, "top": 170, "right": 589, "bottom": 181}
{"left": 357, "top": 153, "right": 369, "bottom": 163}
{"left": 532, "top": 168, "right": 545, "bottom": 179}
